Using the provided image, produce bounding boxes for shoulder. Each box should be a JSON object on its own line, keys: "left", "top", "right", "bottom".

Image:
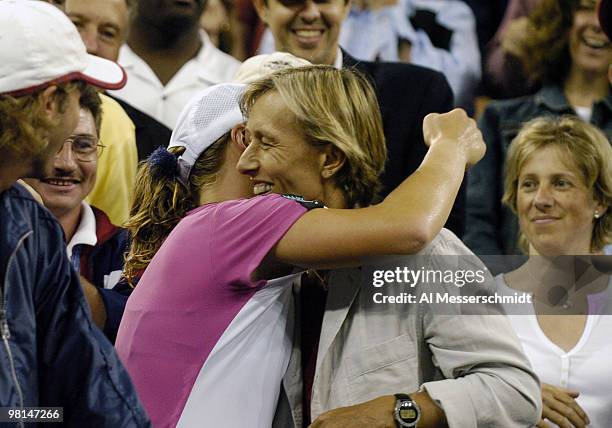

{"left": 349, "top": 59, "right": 448, "bottom": 90}
{"left": 91, "top": 205, "right": 125, "bottom": 243}
{"left": 5, "top": 184, "right": 58, "bottom": 226}
{"left": 482, "top": 94, "right": 539, "bottom": 122}
{"left": 198, "top": 31, "right": 241, "bottom": 80}
{"left": 2, "top": 185, "right": 67, "bottom": 259}
{"left": 99, "top": 93, "right": 135, "bottom": 134}
{"left": 189, "top": 194, "right": 310, "bottom": 220}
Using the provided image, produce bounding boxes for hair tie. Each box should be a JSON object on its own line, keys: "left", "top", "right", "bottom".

{"left": 148, "top": 147, "right": 179, "bottom": 180}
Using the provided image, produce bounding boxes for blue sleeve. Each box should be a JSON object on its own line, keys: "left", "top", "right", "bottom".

{"left": 34, "top": 217, "right": 150, "bottom": 427}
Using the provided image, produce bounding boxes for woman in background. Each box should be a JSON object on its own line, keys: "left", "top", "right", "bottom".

{"left": 498, "top": 116, "right": 612, "bottom": 427}
{"left": 466, "top": 0, "right": 612, "bottom": 255}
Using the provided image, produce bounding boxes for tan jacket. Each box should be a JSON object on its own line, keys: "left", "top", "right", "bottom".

{"left": 274, "top": 229, "right": 541, "bottom": 428}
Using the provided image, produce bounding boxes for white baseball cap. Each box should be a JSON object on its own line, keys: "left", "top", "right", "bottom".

{"left": 234, "top": 52, "right": 312, "bottom": 84}
{"left": 168, "top": 83, "right": 246, "bottom": 185}
{"left": 0, "top": 0, "right": 126, "bottom": 96}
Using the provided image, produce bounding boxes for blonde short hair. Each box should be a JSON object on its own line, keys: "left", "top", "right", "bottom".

{"left": 241, "top": 65, "right": 387, "bottom": 208}
{"left": 503, "top": 116, "right": 612, "bottom": 252}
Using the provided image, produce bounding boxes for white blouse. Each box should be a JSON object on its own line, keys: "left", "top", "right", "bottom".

{"left": 496, "top": 275, "right": 612, "bottom": 427}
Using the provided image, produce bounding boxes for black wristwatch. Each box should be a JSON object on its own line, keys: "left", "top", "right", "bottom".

{"left": 394, "top": 393, "right": 421, "bottom": 428}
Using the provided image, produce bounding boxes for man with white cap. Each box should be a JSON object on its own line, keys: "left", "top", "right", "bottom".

{"left": 0, "top": 1, "right": 149, "bottom": 424}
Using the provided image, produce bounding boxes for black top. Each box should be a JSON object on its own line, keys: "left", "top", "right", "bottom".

{"left": 343, "top": 52, "right": 466, "bottom": 236}
{"left": 109, "top": 95, "right": 173, "bottom": 161}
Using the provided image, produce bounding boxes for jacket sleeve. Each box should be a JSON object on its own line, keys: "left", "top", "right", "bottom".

{"left": 418, "top": 238, "right": 541, "bottom": 427}
{"left": 464, "top": 104, "right": 504, "bottom": 254}
{"left": 421, "top": 312, "right": 542, "bottom": 427}
{"left": 34, "top": 217, "right": 150, "bottom": 427}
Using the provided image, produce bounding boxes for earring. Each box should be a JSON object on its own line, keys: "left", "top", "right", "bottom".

{"left": 594, "top": 211, "right": 600, "bottom": 219}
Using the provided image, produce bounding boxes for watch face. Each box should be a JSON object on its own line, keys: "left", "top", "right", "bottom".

{"left": 399, "top": 406, "right": 418, "bottom": 422}
{"left": 395, "top": 399, "right": 420, "bottom": 427}
{"left": 399, "top": 402, "right": 419, "bottom": 423}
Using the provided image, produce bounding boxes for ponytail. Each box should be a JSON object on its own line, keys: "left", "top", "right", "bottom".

{"left": 123, "top": 135, "right": 230, "bottom": 285}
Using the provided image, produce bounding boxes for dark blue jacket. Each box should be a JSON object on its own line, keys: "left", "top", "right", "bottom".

{"left": 78, "top": 206, "right": 131, "bottom": 343}
{"left": 0, "top": 184, "right": 150, "bottom": 427}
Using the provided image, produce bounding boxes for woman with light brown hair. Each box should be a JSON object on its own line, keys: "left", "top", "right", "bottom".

{"left": 116, "top": 66, "right": 484, "bottom": 427}
{"left": 497, "top": 116, "right": 612, "bottom": 427}
{"left": 466, "top": 0, "right": 612, "bottom": 256}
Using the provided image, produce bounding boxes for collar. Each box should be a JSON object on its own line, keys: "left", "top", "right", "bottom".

{"left": 333, "top": 47, "right": 343, "bottom": 69}
{"left": 67, "top": 201, "right": 97, "bottom": 258}
{"left": 119, "top": 30, "right": 229, "bottom": 86}
{"left": 533, "top": 85, "right": 572, "bottom": 112}
{"left": 534, "top": 84, "right": 612, "bottom": 114}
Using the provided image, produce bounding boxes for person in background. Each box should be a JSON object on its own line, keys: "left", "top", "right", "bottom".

{"left": 497, "top": 116, "right": 612, "bottom": 427}
{"left": 338, "top": 0, "right": 482, "bottom": 110}
{"left": 25, "top": 86, "right": 130, "bottom": 343}
{"left": 484, "top": 0, "right": 542, "bottom": 99}
{"left": 0, "top": 1, "right": 149, "bottom": 424}
{"left": 65, "top": 0, "right": 172, "bottom": 160}
{"left": 466, "top": 0, "right": 611, "bottom": 255}
{"left": 42, "top": 0, "right": 139, "bottom": 226}
{"left": 111, "top": 0, "right": 241, "bottom": 129}
{"left": 252, "top": 0, "right": 467, "bottom": 236}
{"left": 199, "top": 0, "right": 232, "bottom": 51}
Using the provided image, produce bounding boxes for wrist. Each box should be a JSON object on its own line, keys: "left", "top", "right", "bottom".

{"left": 394, "top": 393, "right": 421, "bottom": 428}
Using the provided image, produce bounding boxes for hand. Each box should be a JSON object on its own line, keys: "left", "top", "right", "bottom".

{"left": 537, "top": 384, "right": 590, "bottom": 428}
{"left": 309, "top": 395, "right": 395, "bottom": 428}
{"left": 422, "top": 108, "right": 486, "bottom": 169}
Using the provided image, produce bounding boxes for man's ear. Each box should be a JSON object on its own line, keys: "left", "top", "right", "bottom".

{"left": 253, "top": 0, "right": 268, "bottom": 23}
{"left": 40, "top": 85, "right": 60, "bottom": 122}
{"left": 321, "top": 145, "right": 346, "bottom": 179}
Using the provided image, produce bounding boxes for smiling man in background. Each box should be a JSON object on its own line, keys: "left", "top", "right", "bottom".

{"left": 26, "top": 86, "right": 132, "bottom": 343}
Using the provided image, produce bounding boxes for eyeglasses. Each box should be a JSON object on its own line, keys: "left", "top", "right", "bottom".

{"left": 58, "top": 136, "right": 105, "bottom": 162}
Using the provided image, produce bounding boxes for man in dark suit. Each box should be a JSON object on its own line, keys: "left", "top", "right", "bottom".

{"left": 253, "top": 0, "right": 464, "bottom": 236}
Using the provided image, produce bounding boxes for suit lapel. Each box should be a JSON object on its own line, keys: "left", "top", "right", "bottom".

{"left": 315, "top": 268, "right": 361, "bottom": 374}
{"left": 341, "top": 50, "right": 363, "bottom": 70}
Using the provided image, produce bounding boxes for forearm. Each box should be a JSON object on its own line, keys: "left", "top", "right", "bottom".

{"left": 381, "top": 138, "right": 468, "bottom": 246}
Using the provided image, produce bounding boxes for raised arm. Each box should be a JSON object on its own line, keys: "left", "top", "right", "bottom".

{"left": 273, "top": 108, "right": 485, "bottom": 269}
